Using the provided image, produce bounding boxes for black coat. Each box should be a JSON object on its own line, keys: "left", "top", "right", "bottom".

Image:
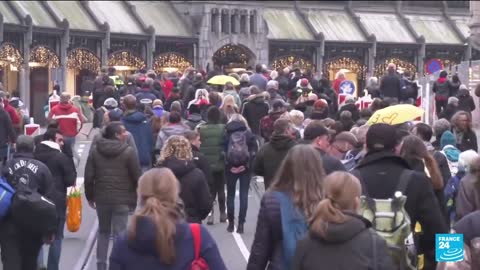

{"left": 0, "top": 108, "right": 15, "bottom": 146}
{"left": 353, "top": 151, "right": 448, "bottom": 253}
{"left": 253, "top": 135, "right": 296, "bottom": 189}
{"left": 192, "top": 145, "right": 212, "bottom": 191}
{"left": 380, "top": 73, "right": 402, "bottom": 100}
{"left": 242, "top": 95, "right": 269, "bottom": 136}
{"left": 456, "top": 129, "right": 478, "bottom": 152}
{"left": 159, "top": 158, "right": 212, "bottom": 223}
{"left": 293, "top": 213, "right": 394, "bottom": 270}
{"left": 34, "top": 142, "right": 76, "bottom": 214}
{"left": 457, "top": 90, "right": 476, "bottom": 113}
{"left": 316, "top": 149, "right": 346, "bottom": 175}
{"left": 438, "top": 104, "right": 458, "bottom": 121}
{"left": 337, "top": 103, "right": 360, "bottom": 122}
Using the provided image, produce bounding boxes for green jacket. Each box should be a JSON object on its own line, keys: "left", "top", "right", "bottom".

{"left": 197, "top": 123, "right": 225, "bottom": 172}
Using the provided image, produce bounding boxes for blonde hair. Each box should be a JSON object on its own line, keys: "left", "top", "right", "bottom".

{"left": 228, "top": 113, "right": 250, "bottom": 130}
{"left": 220, "top": 95, "right": 239, "bottom": 120}
{"left": 158, "top": 135, "right": 193, "bottom": 163}
{"left": 289, "top": 110, "right": 304, "bottom": 126}
{"left": 310, "top": 172, "right": 362, "bottom": 237}
{"left": 128, "top": 168, "right": 181, "bottom": 264}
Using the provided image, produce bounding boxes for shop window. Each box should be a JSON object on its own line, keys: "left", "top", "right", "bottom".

{"left": 231, "top": 15, "right": 237, "bottom": 34}
{"left": 221, "top": 12, "right": 229, "bottom": 33}
{"left": 240, "top": 15, "right": 247, "bottom": 33}
{"left": 211, "top": 12, "right": 219, "bottom": 33}
{"left": 250, "top": 12, "right": 256, "bottom": 33}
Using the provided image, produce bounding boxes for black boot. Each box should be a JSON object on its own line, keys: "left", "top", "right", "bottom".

{"left": 227, "top": 219, "right": 235, "bottom": 233}
{"left": 219, "top": 212, "right": 227, "bottom": 223}
{"left": 236, "top": 223, "right": 244, "bottom": 234}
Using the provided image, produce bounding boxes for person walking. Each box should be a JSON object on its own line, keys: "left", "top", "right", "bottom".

{"left": 456, "top": 156, "right": 480, "bottom": 220}
{"left": 250, "top": 64, "right": 268, "bottom": 91}
{"left": 0, "top": 92, "right": 16, "bottom": 166}
{"left": 84, "top": 122, "right": 142, "bottom": 270}
{"left": 155, "top": 111, "right": 191, "bottom": 152}
{"left": 184, "top": 130, "right": 212, "bottom": 189}
{"left": 451, "top": 111, "right": 478, "bottom": 152}
{"left": 253, "top": 118, "right": 297, "bottom": 190}
{"left": 379, "top": 63, "right": 402, "bottom": 103}
{"left": 224, "top": 114, "right": 257, "bottom": 234}
{"left": 109, "top": 168, "right": 226, "bottom": 270}
{"left": 0, "top": 135, "right": 55, "bottom": 270}
{"left": 247, "top": 145, "right": 325, "bottom": 270}
{"left": 433, "top": 70, "right": 451, "bottom": 117}
{"left": 241, "top": 86, "right": 269, "bottom": 137}
{"left": 293, "top": 172, "right": 394, "bottom": 270}
{"left": 156, "top": 135, "right": 212, "bottom": 224}
{"left": 197, "top": 106, "right": 227, "bottom": 225}
{"left": 34, "top": 128, "right": 76, "bottom": 270}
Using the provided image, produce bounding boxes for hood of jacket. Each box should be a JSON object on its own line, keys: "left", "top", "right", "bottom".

{"left": 161, "top": 157, "right": 196, "bottom": 178}
{"left": 56, "top": 103, "right": 74, "bottom": 112}
{"left": 34, "top": 142, "right": 62, "bottom": 161}
{"left": 458, "top": 88, "right": 470, "bottom": 98}
{"left": 225, "top": 120, "right": 247, "bottom": 134}
{"left": 311, "top": 212, "right": 371, "bottom": 244}
{"left": 270, "top": 134, "right": 295, "bottom": 151}
{"left": 123, "top": 111, "right": 147, "bottom": 124}
{"left": 247, "top": 92, "right": 267, "bottom": 103}
{"left": 96, "top": 138, "right": 129, "bottom": 157}
{"left": 161, "top": 123, "right": 189, "bottom": 137}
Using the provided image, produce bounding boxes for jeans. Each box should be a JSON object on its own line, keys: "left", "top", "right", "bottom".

{"left": 0, "top": 219, "right": 43, "bottom": 270}
{"left": 47, "top": 215, "right": 66, "bottom": 270}
{"left": 96, "top": 204, "right": 129, "bottom": 270}
{"left": 210, "top": 170, "right": 226, "bottom": 213}
{"left": 226, "top": 170, "right": 251, "bottom": 223}
{"left": 63, "top": 136, "right": 79, "bottom": 165}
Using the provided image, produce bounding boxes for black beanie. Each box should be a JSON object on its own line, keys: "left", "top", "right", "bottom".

{"left": 366, "top": 123, "right": 397, "bottom": 152}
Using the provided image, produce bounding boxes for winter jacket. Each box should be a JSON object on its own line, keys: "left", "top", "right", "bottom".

{"left": 315, "top": 148, "right": 346, "bottom": 175}
{"left": 454, "top": 129, "right": 478, "bottom": 152}
{"left": 337, "top": 103, "right": 360, "bottom": 122}
{"left": 109, "top": 217, "right": 226, "bottom": 270}
{"left": 293, "top": 213, "right": 394, "bottom": 270}
{"left": 135, "top": 89, "right": 157, "bottom": 104}
{"left": 159, "top": 158, "right": 212, "bottom": 223}
{"left": 79, "top": 98, "right": 94, "bottom": 123}
{"left": 250, "top": 73, "right": 268, "bottom": 91}
{"left": 122, "top": 111, "right": 153, "bottom": 167}
{"left": 48, "top": 103, "right": 84, "bottom": 137}
{"left": 156, "top": 123, "right": 191, "bottom": 151}
{"left": 91, "top": 129, "right": 138, "bottom": 158}
{"left": 224, "top": 120, "right": 257, "bottom": 169}
{"left": 34, "top": 141, "right": 76, "bottom": 215}
{"left": 3, "top": 100, "right": 20, "bottom": 125}
{"left": 433, "top": 78, "right": 451, "bottom": 101}
{"left": 84, "top": 138, "right": 142, "bottom": 207}
{"left": 449, "top": 81, "right": 461, "bottom": 97}
{"left": 223, "top": 90, "right": 242, "bottom": 109}
{"left": 242, "top": 93, "right": 269, "bottom": 136}
{"left": 197, "top": 123, "right": 225, "bottom": 173}
{"left": 353, "top": 151, "right": 448, "bottom": 253}
{"left": 439, "top": 104, "right": 458, "bottom": 121}
{"left": 253, "top": 135, "right": 296, "bottom": 189}
{"left": 247, "top": 191, "right": 288, "bottom": 270}
{"left": 456, "top": 173, "right": 480, "bottom": 220}
{"left": 0, "top": 107, "right": 16, "bottom": 146}
{"left": 457, "top": 89, "right": 476, "bottom": 113}
{"left": 260, "top": 111, "right": 284, "bottom": 142}
{"left": 192, "top": 145, "right": 212, "bottom": 189}
{"left": 186, "top": 113, "right": 205, "bottom": 130}
{"left": 380, "top": 73, "right": 402, "bottom": 100}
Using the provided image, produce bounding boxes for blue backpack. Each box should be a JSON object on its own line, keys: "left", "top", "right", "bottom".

{"left": 0, "top": 176, "right": 15, "bottom": 219}
{"left": 444, "top": 171, "right": 465, "bottom": 226}
{"left": 272, "top": 191, "right": 308, "bottom": 270}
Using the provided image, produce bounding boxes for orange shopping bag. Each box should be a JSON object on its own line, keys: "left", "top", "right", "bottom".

{"left": 66, "top": 188, "right": 82, "bottom": 232}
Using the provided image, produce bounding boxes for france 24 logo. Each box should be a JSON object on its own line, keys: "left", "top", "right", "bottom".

{"left": 435, "top": 234, "right": 464, "bottom": 262}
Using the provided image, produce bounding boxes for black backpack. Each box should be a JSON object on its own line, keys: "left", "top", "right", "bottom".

{"left": 226, "top": 131, "right": 250, "bottom": 167}
{"left": 9, "top": 161, "right": 57, "bottom": 235}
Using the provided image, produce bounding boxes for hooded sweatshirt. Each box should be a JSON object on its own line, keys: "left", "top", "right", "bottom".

{"left": 109, "top": 217, "right": 226, "bottom": 270}
{"left": 48, "top": 103, "right": 84, "bottom": 137}
{"left": 293, "top": 213, "right": 394, "bottom": 270}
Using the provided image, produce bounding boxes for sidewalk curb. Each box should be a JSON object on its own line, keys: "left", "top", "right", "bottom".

{"left": 73, "top": 219, "right": 98, "bottom": 270}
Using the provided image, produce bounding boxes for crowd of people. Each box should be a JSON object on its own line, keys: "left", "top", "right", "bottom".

{"left": 0, "top": 61, "right": 479, "bottom": 270}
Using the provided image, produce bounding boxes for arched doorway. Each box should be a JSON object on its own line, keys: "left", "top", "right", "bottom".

{"left": 212, "top": 44, "right": 255, "bottom": 73}
{"left": 374, "top": 57, "right": 417, "bottom": 78}
{"left": 67, "top": 48, "right": 101, "bottom": 96}
{"left": 0, "top": 43, "right": 22, "bottom": 95}
{"left": 271, "top": 55, "right": 313, "bottom": 72}
{"left": 29, "top": 46, "right": 59, "bottom": 124}
{"left": 153, "top": 52, "right": 192, "bottom": 74}
{"left": 108, "top": 50, "right": 146, "bottom": 79}
{"left": 324, "top": 57, "right": 366, "bottom": 96}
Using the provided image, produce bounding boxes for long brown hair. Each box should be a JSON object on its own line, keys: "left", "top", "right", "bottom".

{"left": 270, "top": 144, "right": 325, "bottom": 218}
{"left": 400, "top": 135, "right": 444, "bottom": 190}
{"left": 310, "top": 172, "right": 362, "bottom": 238}
{"left": 128, "top": 168, "right": 181, "bottom": 264}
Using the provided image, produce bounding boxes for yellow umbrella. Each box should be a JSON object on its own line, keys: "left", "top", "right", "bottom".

{"left": 367, "top": 104, "right": 424, "bottom": 125}
{"left": 207, "top": 75, "right": 240, "bottom": 86}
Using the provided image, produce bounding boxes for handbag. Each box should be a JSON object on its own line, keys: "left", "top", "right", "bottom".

{"left": 66, "top": 187, "right": 82, "bottom": 232}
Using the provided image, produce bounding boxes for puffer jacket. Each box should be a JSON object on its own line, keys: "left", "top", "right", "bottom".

{"left": 197, "top": 123, "right": 225, "bottom": 172}
{"left": 84, "top": 138, "right": 142, "bottom": 207}
{"left": 122, "top": 111, "right": 153, "bottom": 167}
{"left": 155, "top": 123, "right": 191, "bottom": 150}
{"left": 293, "top": 213, "right": 394, "bottom": 270}
{"left": 456, "top": 173, "right": 480, "bottom": 220}
{"left": 242, "top": 93, "right": 269, "bottom": 136}
{"left": 159, "top": 158, "right": 212, "bottom": 223}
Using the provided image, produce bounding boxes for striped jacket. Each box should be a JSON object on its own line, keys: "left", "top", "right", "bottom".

{"left": 48, "top": 103, "right": 83, "bottom": 137}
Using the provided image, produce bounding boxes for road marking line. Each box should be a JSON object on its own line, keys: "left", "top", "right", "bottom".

{"left": 232, "top": 226, "right": 250, "bottom": 262}
{"left": 79, "top": 144, "right": 85, "bottom": 148}
{"left": 78, "top": 148, "right": 84, "bottom": 153}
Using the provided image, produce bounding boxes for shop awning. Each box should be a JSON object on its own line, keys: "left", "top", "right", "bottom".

{"left": 10, "top": 1, "right": 57, "bottom": 28}
{"left": 405, "top": 15, "right": 462, "bottom": 44}
{"left": 358, "top": 12, "right": 415, "bottom": 43}
{"left": 451, "top": 16, "right": 470, "bottom": 40}
{"left": 129, "top": 1, "right": 191, "bottom": 37}
{"left": 306, "top": 10, "right": 365, "bottom": 42}
{"left": 88, "top": 1, "right": 144, "bottom": 34}
{"left": 48, "top": 1, "right": 97, "bottom": 31}
{"left": 263, "top": 9, "right": 314, "bottom": 41}
{"left": 0, "top": 2, "right": 20, "bottom": 25}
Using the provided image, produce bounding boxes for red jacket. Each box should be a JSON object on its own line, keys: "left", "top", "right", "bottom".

{"left": 333, "top": 78, "right": 345, "bottom": 95}
{"left": 161, "top": 80, "right": 174, "bottom": 99}
{"left": 48, "top": 103, "right": 84, "bottom": 137}
{"left": 3, "top": 100, "right": 20, "bottom": 125}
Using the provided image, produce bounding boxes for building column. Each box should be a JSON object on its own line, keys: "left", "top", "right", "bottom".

{"left": 20, "top": 16, "right": 33, "bottom": 112}
{"left": 101, "top": 23, "right": 110, "bottom": 68}
{"left": 368, "top": 35, "right": 377, "bottom": 78}
{"left": 465, "top": 37, "right": 472, "bottom": 62}
{"left": 147, "top": 27, "right": 155, "bottom": 70}
{"left": 316, "top": 34, "right": 325, "bottom": 77}
{"left": 60, "top": 20, "right": 69, "bottom": 93}
{"left": 246, "top": 11, "right": 251, "bottom": 36}
{"left": 234, "top": 11, "right": 240, "bottom": 34}
{"left": 417, "top": 37, "right": 426, "bottom": 76}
